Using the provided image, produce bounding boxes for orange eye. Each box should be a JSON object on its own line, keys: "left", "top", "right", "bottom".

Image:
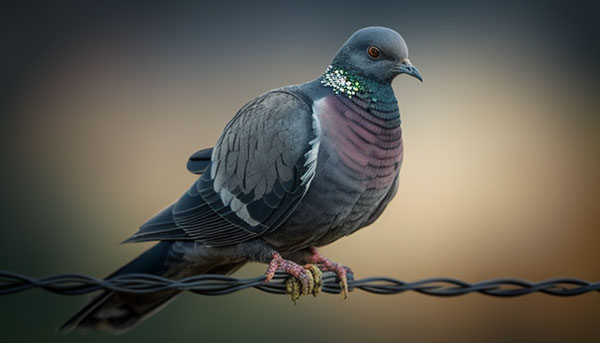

{"left": 367, "top": 46, "right": 381, "bottom": 58}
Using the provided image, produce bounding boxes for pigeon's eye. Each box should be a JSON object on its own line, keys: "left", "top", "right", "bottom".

{"left": 367, "top": 46, "right": 381, "bottom": 59}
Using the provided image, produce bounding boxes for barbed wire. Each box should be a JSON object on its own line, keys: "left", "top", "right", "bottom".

{"left": 1, "top": 271, "right": 598, "bottom": 297}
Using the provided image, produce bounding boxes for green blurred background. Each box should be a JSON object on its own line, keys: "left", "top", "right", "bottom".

{"left": 2, "top": 1, "right": 599, "bottom": 342}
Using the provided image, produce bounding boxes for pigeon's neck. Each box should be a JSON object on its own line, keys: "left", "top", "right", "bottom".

{"left": 320, "top": 65, "right": 400, "bottom": 126}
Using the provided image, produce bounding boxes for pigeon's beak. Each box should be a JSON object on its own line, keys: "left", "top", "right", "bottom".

{"left": 392, "top": 58, "right": 423, "bottom": 82}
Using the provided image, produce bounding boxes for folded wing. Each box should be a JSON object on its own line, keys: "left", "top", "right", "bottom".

{"left": 125, "top": 90, "right": 320, "bottom": 247}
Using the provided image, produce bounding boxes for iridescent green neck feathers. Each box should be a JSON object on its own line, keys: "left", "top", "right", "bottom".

{"left": 320, "top": 65, "right": 365, "bottom": 98}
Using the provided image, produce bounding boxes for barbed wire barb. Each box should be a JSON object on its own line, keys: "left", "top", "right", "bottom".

{"left": 0, "top": 271, "right": 598, "bottom": 297}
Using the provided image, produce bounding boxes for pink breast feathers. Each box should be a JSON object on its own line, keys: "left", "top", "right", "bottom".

{"left": 314, "top": 96, "right": 403, "bottom": 189}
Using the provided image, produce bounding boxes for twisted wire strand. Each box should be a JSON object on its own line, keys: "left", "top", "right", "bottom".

{"left": 0, "top": 271, "right": 598, "bottom": 297}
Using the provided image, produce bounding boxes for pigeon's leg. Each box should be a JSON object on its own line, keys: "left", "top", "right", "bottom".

{"left": 308, "top": 247, "right": 353, "bottom": 299}
{"left": 265, "top": 252, "right": 322, "bottom": 303}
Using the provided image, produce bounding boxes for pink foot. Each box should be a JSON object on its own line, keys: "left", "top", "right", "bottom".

{"left": 265, "top": 252, "right": 321, "bottom": 298}
{"left": 309, "top": 247, "right": 353, "bottom": 299}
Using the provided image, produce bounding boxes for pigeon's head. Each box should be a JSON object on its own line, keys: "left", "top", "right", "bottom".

{"left": 331, "top": 27, "right": 422, "bottom": 83}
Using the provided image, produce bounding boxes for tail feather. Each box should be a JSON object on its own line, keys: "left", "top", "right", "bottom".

{"left": 59, "top": 241, "right": 246, "bottom": 334}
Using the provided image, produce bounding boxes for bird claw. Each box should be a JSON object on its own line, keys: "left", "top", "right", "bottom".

{"left": 265, "top": 252, "right": 323, "bottom": 304}
{"left": 338, "top": 272, "right": 349, "bottom": 300}
{"left": 285, "top": 264, "right": 322, "bottom": 304}
{"left": 309, "top": 248, "right": 352, "bottom": 299}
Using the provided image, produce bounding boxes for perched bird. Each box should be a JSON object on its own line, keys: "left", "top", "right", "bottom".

{"left": 60, "top": 26, "right": 422, "bottom": 333}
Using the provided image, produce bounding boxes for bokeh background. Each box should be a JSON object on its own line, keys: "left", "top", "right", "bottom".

{"left": 2, "top": 1, "right": 599, "bottom": 342}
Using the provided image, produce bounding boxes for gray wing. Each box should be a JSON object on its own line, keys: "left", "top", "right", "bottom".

{"left": 125, "top": 90, "right": 320, "bottom": 247}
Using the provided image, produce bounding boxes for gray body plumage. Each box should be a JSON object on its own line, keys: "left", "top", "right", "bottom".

{"left": 262, "top": 81, "right": 402, "bottom": 251}
{"left": 61, "top": 26, "right": 420, "bottom": 333}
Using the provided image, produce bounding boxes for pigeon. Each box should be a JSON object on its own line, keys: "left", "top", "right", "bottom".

{"left": 60, "top": 26, "right": 422, "bottom": 333}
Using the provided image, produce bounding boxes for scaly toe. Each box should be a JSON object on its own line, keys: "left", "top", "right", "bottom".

{"left": 298, "top": 267, "right": 314, "bottom": 295}
{"left": 285, "top": 277, "right": 301, "bottom": 304}
{"left": 339, "top": 274, "right": 349, "bottom": 299}
{"left": 305, "top": 264, "right": 323, "bottom": 297}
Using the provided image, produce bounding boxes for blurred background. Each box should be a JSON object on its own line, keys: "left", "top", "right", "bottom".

{"left": 1, "top": 0, "right": 599, "bottom": 342}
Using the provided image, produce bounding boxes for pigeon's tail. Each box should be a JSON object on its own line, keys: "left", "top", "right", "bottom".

{"left": 59, "top": 241, "right": 247, "bottom": 334}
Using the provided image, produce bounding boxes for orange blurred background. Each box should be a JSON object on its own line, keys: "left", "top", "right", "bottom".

{"left": 1, "top": 1, "right": 599, "bottom": 342}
